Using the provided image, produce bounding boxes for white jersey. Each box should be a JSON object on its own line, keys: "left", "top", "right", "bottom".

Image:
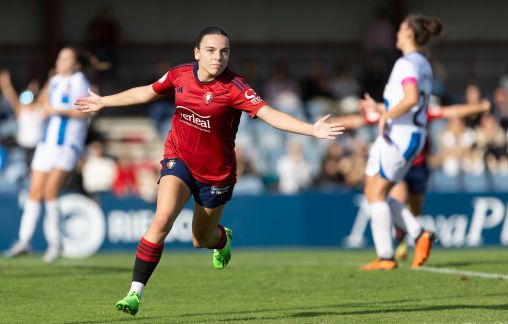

{"left": 365, "top": 52, "right": 432, "bottom": 183}
{"left": 383, "top": 51, "right": 433, "bottom": 133}
{"left": 42, "top": 71, "right": 89, "bottom": 150}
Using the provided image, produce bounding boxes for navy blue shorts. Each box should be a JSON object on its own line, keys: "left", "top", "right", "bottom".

{"left": 403, "top": 164, "right": 430, "bottom": 194}
{"left": 159, "top": 158, "right": 234, "bottom": 209}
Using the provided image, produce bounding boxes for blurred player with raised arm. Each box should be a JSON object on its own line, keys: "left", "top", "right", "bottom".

{"left": 359, "top": 14, "right": 442, "bottom": 270}
{"left": 0, "top": 69, "right": 48, "bottom": 168}
{"left": 4, "top": 47, "right": 90, "bottom": 263}
{"left": 75, "top": 27, "right": 345, "bottom": 316}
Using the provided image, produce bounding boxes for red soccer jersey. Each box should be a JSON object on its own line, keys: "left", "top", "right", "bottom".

{"left": 152, "top": 62, "right": 266, "bottom": 185}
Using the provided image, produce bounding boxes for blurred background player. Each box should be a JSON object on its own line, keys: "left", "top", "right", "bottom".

{"left": 3, "top": 47, "right": 91, "bottom": 263}
{"left": 0, "top": 69, "right": 48, "bottom": 173}
{"left": 76, "top": 27, "right": 344, "bottom": 316}
{"left": 338, "top": 98, "right": 491, "bottom": 260}
{"left": 359, "top": 14, "right": 442, "bottom": 270}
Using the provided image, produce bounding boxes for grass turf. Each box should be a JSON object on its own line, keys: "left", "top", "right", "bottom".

{"left": 1, "top": 248, "right": 507, "bottom": 323}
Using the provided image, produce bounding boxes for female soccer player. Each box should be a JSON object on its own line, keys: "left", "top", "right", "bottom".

{"left": 358, "top": 15, "right": 442, "bottom": 270}
{"left": 75, "top": 27, "right": 345, "bottom": 316}
{"left": 4, "top": 47, "right": 90, "bottom": 263}
{"left": 338, "top": 99, "right": 491, "bottom": 260}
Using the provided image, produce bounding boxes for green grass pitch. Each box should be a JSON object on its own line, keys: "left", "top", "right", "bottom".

{"left": 1, "top": 248, "right": 507, "bottom": 323}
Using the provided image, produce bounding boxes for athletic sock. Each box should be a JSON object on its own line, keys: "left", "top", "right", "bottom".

{"left": 132, "top": 237, "right": 164, "bottom": 291}
{"left": 18, "top": 199, "right": 41, "bottom": 245}
{"left": 369, "top": 200, "right": 394, "bottom": 259}
{"left": 208, "top": 224, "right": 227, "bottom": 249}
{"left": 387, "top": 197, "right": 422, "bottom": 240}
{"left": 43, "top": 200, "right": 61, "bottom": 249}
{"left": 129, "top": 281, "right": 145, "bottom": 298}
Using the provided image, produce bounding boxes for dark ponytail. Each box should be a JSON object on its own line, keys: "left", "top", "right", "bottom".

{"left": 406, "top": 14, "right": 442, "bottom": 46}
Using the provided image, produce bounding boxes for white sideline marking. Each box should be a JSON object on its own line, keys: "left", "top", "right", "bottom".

{"left": 417, "top": 266, "right": 508, "bottom": 281}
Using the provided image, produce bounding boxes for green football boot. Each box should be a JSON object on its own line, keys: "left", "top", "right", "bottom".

{"left": 213, "top": 227, "right": 233, "bottom": 269}
{"left": 115, "top": 291, "right": 140, "bottom": 316}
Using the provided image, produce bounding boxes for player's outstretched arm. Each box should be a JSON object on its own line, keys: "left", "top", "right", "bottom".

{"left": 256, "top": 105, "right": 345, "bottom": 139}
{"left": 330, "top": 114, "right": 366, "bottom": 130}
{"left": 440, "top": 99, "right": 490, "bottom": 119}
{"left": 75, "top": 85, "right": 160, "bottom": 113}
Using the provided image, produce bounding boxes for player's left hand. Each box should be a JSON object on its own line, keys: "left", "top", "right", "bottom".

{"left": 312, "top": 114, "right": 345, "bottom": 139}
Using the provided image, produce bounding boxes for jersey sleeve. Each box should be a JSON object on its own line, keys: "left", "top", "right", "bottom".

{"left": 67, "top": 73, "right": 90, "bottom": 110}
{"left": 394, "top": 58, "right": 418, "bottom": 86}
{"left": 73, "top": 74, "right": 90, "bottom": 98}
{"left": 230, "top": 79, "right": 267, "bottom": 118}
{"left": 152, "top": 69, "right": 176, "bottom": 95}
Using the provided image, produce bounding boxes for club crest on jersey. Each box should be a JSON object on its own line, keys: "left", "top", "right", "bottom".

{"left": 244, "top": 89, "right": 263, "bottom": 104}
{"left": 167, "top": 159, "right": 176, "bottom": 169}
{"left": 204, "top": 92, "right": 213, "bottom": 104}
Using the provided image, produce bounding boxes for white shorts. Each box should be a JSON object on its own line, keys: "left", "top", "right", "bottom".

{"left": 365, "top": 132, "right": 425, "bottom": 183}
{"left": 31, "top": 143, "right": 82, "bottom": 172}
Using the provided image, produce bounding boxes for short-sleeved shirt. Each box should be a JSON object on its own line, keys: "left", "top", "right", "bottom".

{"left": 152, "top": 62, "right": 266, "bottom": 186}
{"left": 383, "top": 52, "right": 433, "bottom": 132}
{"left": 43, "top": 71, "right": 90, "bottom": 149}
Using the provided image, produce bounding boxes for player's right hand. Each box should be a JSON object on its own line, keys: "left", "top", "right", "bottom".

{"left": 75, "top": 88, "right": 104, "bottom": 112}
{"left": 358, "top": 93, "right": 377, "bottom": 112}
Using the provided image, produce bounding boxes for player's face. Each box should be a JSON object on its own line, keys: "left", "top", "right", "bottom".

{"left": 194, "top": 34, "right": 230, "bottom": 81}
{"left": 56, "top": 48, "right": 79, "bottom": 75}
{"left": 396, "top": 21, "right": 413, "bottom": 50}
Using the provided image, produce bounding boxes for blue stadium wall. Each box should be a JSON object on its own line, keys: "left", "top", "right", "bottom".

{"left": 0, "top": 192, "right": 507, "bottom": 258}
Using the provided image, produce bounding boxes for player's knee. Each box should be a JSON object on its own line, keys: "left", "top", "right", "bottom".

{"left": 365, "top": 184, "right": 389, "bottom": 203}
{"left": 363, "top": 187, "right": 371, "bottom": 200}
{"left": 28, "top": 186, "right": 44, "bottom": 201}
{"left": 364, "top": 188, "right": 380, "bottom": 203}
{"left": 28, "top": 191, "right": 43, "bottom": 202}
{"left": 42, "top": 190, "right": 58, "bottom": 201}
{"left": 148, "top": 216, "right": 174, "bottom": 238}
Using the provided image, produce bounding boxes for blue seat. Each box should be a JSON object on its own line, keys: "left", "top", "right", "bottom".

{"left": 429, "top": 169, "right": 461, "bottom": 192}
{"left": 461, "top": 172, "right": 489, "bottom": 192}
{"left": 491, "top": 173, "right": 508, "bottom": 192}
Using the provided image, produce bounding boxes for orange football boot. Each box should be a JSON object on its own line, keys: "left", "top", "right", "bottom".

{"left": 360, "top": 258, "right": 398, "bottom": 270}
{"left": 412, "top": 231, "right": 436, "bottom": 269}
